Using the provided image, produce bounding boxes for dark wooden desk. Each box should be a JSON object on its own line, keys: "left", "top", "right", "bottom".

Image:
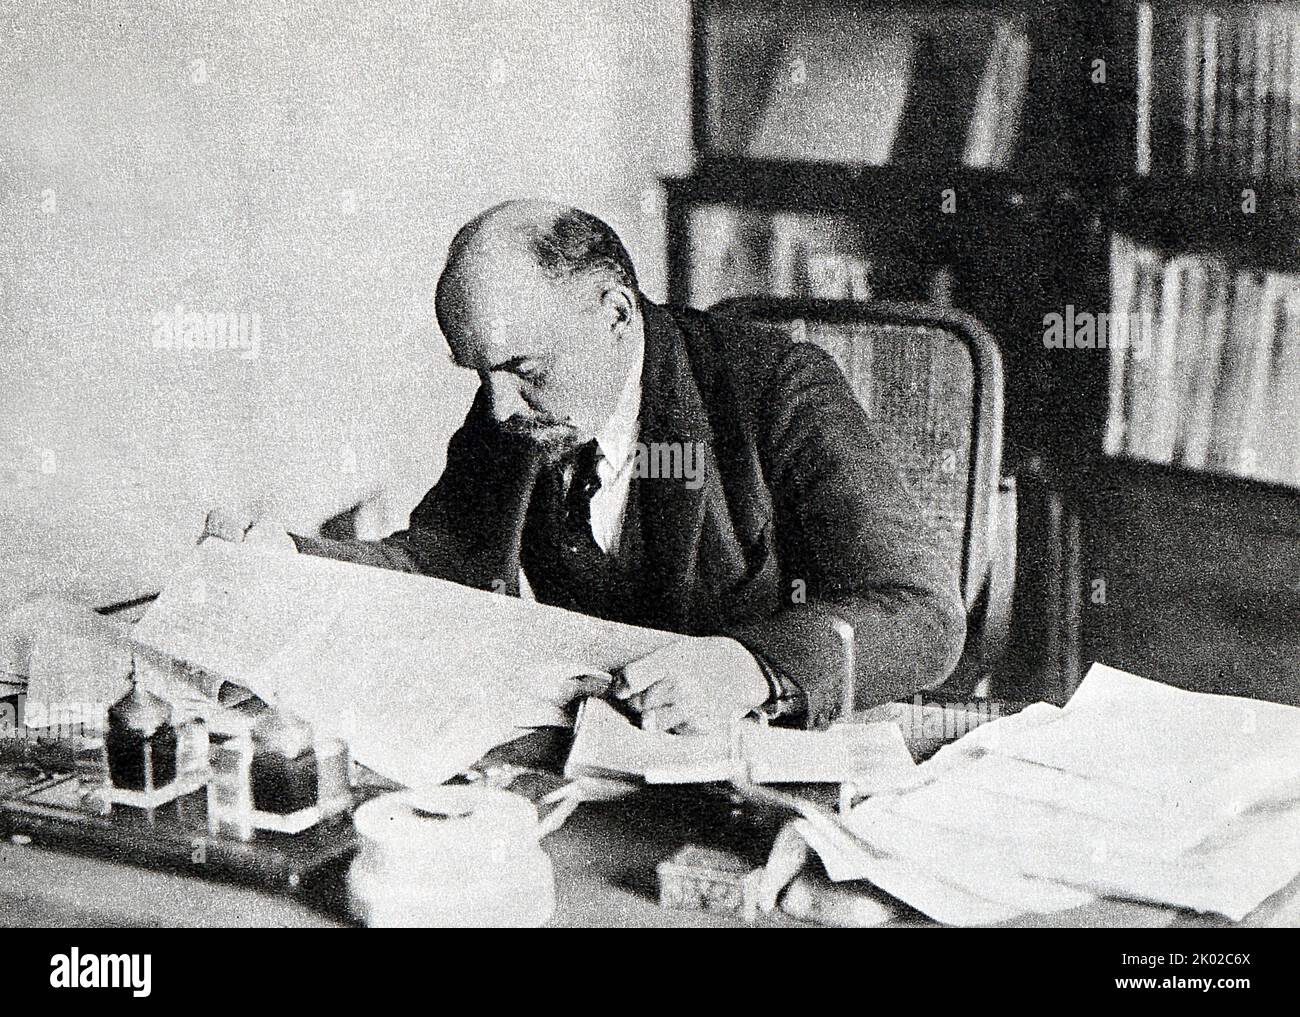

{"left": 0, "top": 786, "right": 787, "bottom": 929}
{"left": 4, "top": 780, "right": 1298, "bottom": 928}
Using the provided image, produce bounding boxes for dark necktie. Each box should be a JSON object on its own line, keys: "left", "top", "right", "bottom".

{"left": 564, "top": 439, "right": 604, "bottom": 545}
{"left": 521, "top": 437, "right": 641, "bottom": 623}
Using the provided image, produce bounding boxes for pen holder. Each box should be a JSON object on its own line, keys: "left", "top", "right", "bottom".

{"left": 207, "top": 710, "right": 351, "bottom": 841}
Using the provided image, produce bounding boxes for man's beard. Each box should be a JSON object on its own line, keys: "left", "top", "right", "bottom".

{"left": 496, "top": 413, "right": 583, "bottom": 461}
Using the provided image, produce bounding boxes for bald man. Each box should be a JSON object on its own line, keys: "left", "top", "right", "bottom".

{"left": 203, "top": 201, "right": 965, "bottom": 733}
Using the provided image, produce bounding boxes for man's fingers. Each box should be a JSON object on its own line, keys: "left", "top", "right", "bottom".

{"left": 637, "top": 678, "right": 677, "bottom": 711}
{"left": 545, "top": 672, "right": 613, "bottom": 708}
{"left": 642, "top": 704, "right": 686, "bottom": 733}
{"left": 244, "top": 521, "right": 285, "bottom": 546}
{"left": 570, "top": 672, "right": 614, "bottom": 699}
{"left": 200, "top": 508, "right": 252, "bottom": 544}
{"left": 617, "top": 653, "right": 675, "bottom": 698}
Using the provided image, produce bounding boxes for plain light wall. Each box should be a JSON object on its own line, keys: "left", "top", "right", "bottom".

{"left": 0, "top": 0, "right": 692, "bottom": 609}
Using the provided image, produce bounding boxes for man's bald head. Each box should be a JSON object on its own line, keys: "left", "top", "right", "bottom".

{"left": 434, "top": 201, "right": 645, "bottom": 455}
{"left": 436, "top": 201, "right": 639, "bottom": 323}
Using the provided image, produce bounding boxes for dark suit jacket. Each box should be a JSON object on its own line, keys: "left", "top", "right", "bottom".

{"left": 294, "top": 301, "right": 966, "bottom": 728}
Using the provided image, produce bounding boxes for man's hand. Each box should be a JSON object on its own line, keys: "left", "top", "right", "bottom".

{"left": 617, "top": 636, "right": 770, "bottom": 734}
{"left": 198, "top": 508, "right": 297, "bottom": 554}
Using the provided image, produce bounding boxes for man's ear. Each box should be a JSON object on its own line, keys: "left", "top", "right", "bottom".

{"left": 600, "top": 286, "right": 637, "bottom": 339}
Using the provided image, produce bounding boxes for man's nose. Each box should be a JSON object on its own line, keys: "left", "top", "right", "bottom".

{"left": 485, "top": 374, "right": 528, "bottom": 423}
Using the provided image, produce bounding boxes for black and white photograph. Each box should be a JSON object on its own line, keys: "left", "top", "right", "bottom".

{"left": 0, "top": 0, "right": 1296, "bottom": 985}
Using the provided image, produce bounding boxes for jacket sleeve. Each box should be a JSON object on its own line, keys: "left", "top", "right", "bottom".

{"left": 727, "top": 341, "right": 967, "bottom": 728}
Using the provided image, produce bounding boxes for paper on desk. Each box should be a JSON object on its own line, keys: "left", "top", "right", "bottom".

{"left": 791, "top": 812, "right": 1035, "bottom": 927}
{"left": 1021, "top": 798, "right": 1300, "bottom": 922}
{"left": 848, "top": 799, "right": 1096, "bottom": 914}
{"left": 782, "top": 784, "right": 1100, "bottom": 927}
{"left": 994, "top": 664, "right": 1300, "bottom": 822}
{"left": 742, "top": 721, "right": 917, "bottom": 790}
{"left": 132, "top": 542, "right": 683, "bottom": 786}
{"left": 869, "top": 777, "right": 1300, "bottom": 922}
{"left": 786, "top": 664, "right": 1300, "bottom": 924}
{"left": 564, "top": 696, "right": 917, "bottom": 787}
{"left": 0, "top": 595, "right": 134, "bottom": 721}
{"left": 766, "top": 723, "right": 1100, "bottom": 926}
{"left": 564, "top": 698, "right": 735, "bottom": 782}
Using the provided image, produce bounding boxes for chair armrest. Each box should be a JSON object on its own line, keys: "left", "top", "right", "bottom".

{"left": 970, "top": 476, "right": 1017, "bottom": 669}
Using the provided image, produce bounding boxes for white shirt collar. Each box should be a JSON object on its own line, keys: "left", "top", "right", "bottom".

{"left": 593, "top": 338, "right": 643, "bottom": 475}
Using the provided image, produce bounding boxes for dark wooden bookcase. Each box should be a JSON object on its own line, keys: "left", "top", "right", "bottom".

{"left": 662, "top": 0, "right": 1300, "bottom": 704}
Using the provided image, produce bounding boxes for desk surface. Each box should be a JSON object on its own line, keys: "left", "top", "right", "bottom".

{"left": 4, "top": 783, "right": 1299, "bottom": 928}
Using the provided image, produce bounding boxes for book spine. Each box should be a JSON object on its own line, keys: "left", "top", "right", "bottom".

{"left": 1234, "top": 17, "right": 1256, "bottom": 176}
{"left": 1136, "top": 2, "right": 1154, "bottom": 175}
{"left": 1289, "top": 21, "right": 1300, "bottom": 179}
{"left": 1270, "top": 14, "right": 1290, "bottom": 178}
{"left": 1200, "top": 13, "right": 1221, "bottom": 172}
{"left": 1106, "top": 234, "right": 1138, "bottom": 456}
{"left": 992, "top": 26, "right": 1032, "bottom": 170}
{"left": 1236, "top": 274, "right": 1284, "bottom": 479}
{"left": 1148, "top": 256, "right": 1189, "bottom": 463}
{"left": 683, "top": 204, "right": 737, "bottom": 308}
{"left": 1209, "top": 270, "right": 1262, "bottom": 471}
{"left": 1183, "top": 13, "right": 1203, "bottom": 173}
{"left": 766, "top": 212, "right": 804, "bottom": 299}
{"left": 1180, "top": 259, "right": 1232, "bottom": 470}
{"left": 1126, "top": 248, "right": 1163, "bottom": 459}
{"left": 1215, "top": 15, "right": 1238, "bottom": 173}
{"left": 1170, "top": 259, "right": 1209, "bottom": 465}
{"left": 1274, "top": 287, "right": 1300, "bottom": 483}
{"left": 963, "top": 20, "right": 1008, "bottom": 169}
{"left": 1252, "top": 16, "right": 1273, "bottom": 179}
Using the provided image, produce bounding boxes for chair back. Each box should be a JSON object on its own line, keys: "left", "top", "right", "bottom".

{"left": 713, "top": 297, "right": 1005, "bottom": 614}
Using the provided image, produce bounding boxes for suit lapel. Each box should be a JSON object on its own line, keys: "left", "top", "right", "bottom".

{"left": 636, "top": 304, "right": 716, "bottom": 630}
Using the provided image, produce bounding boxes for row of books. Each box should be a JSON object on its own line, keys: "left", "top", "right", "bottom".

{"left": 1107, "top": 234, "right": 1300, "bottom": 488}
{"left": 1137, "top": 2, "right": 1300, "bottom": 178}
{"left": 705, "top": 7, "right": 1031, "bottom": 169}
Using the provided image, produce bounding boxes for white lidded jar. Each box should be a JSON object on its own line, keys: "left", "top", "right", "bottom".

{"left": 347, "top": 786, "right": 555, "bottom": 928}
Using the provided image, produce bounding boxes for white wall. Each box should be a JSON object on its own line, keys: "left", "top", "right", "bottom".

{"left": 0, "top": 0, "right": 692, "bottom": 608}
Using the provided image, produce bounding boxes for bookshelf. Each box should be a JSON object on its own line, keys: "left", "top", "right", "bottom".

{"left": 663, "top": 0, "right": 1300, "bottom": 703}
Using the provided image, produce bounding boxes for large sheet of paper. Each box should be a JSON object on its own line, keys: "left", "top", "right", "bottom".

{"left": 131, "top": 543, "right": 683, "bottom": 786}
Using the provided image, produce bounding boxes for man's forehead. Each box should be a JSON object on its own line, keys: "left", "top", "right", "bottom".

{"left": 441, "top": 246, "right": 562, "bottom": 359}
{"left": 445, "top": 236, "right": 553, "bottom": 311}
{"left": 470, "top": 321, "right": 539, "bottom": 364}
{"left": 445, "top": 293, "right": 548, "bottom": 368}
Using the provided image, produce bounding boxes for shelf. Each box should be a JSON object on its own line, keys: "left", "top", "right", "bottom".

{"left": 1061, "top": 456, "right": 1300, "bottom": 524}
{"left": 668, "top": 158, "right": 1106, "bottom": 221}
{"left": 1113, "top": 175, "right": 1300, "bottom": 268}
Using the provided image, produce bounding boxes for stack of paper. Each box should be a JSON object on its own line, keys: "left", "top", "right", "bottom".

{"left": 565, "top": 697, "right": 918, "bottom": 790}
{"left": 793, "top": 665, "right": 1300, "bottom": 925}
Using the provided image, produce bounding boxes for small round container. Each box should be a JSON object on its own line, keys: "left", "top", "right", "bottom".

{"left": 347, "top": 787, "right": 555, "bottom": 928}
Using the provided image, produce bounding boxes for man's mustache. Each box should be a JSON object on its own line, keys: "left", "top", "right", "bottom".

{"left": 495, "top": 415, "right": 584, "bottom": 458}
{"left": 495, "top": 413, "right": 572, "bottom": 438}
